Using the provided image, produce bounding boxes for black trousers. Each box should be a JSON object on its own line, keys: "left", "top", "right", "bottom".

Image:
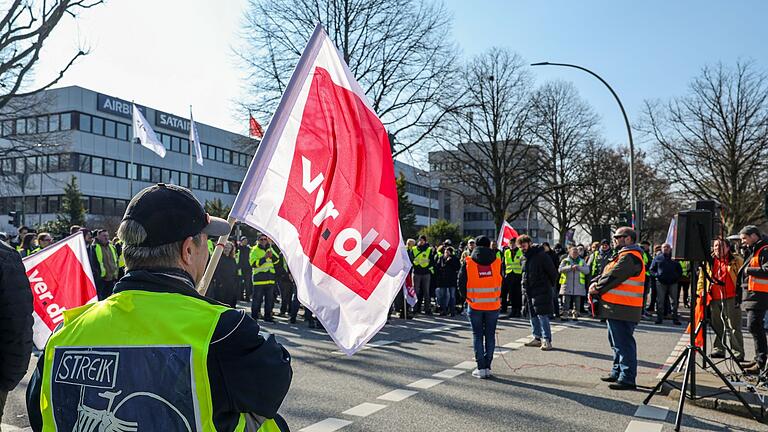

{"left": 279, "top": 278, "right": 295, "bottom": 314}
{"left": 252, "top": 283, "right": 276, "bottom": 321}
{"left": 96, "top": 280, "right": 116, "bottom": 301}
{"left": 501, "top": 273, "right": 522, "bottom": 313}
{"left": 747, "top": 308, "right": 768, "bottom": 367}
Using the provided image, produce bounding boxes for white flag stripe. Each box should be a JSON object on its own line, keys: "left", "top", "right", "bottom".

{"left": 189, "top": 109, "right": 204, "bottom": 166}
{"left": 132, "top": 104, "right": 166, "bottom": 158}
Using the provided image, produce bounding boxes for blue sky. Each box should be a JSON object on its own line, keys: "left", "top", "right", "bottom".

{"left": 33, "top": 0, "right": 768, "bottom": 161}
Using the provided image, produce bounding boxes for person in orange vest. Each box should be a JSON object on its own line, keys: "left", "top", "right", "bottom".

{"left": 458, "top": 235, "right": 502, "bottom": 379}
{"left": 588, "top": 226, "right": 646, "bottom": 391}
{"left": 738, "top": 225, "right": 768, "bottom": 375}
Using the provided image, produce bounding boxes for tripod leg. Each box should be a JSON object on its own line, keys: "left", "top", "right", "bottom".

{"left": 674, "top": 348, "right": 695, "bottom": 431}
{"left": 697, "top": 347, "right": 763, "bottom": 421}
{"left": 643, "top": 347, "right": 690, "bottom": 405}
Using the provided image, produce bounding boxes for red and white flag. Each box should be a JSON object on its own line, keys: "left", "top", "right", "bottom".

{"left": 23, "top": 232, "right": 97, "bottom": 349}
{"left": 497, "top": 220, "right": 520, "bottom": 248}
{"left": 249, "top": 114, "right": 264, "bottom": 138}
{"left": 230, "top": 25, "right": 411, "bottom": 355}
{"left": 403, "top": 272, "right": 417, "bottom": 307}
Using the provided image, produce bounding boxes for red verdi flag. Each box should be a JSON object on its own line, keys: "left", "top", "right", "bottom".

{"left": 230, "top": 25, "right": 411, "bottom": 354}
{"left": 23, "top": 232, "right": 97, "bottom": 349}
{"left": 249, "top": 114, "right": 264, "bottom": 138}
{"left": 497, "top": 220, "right": 520, "bottom": 248}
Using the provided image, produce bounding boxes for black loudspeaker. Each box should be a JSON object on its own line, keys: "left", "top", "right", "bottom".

{"left": 696, "top": 200, "right": 722, "bottom": 239}
{"left": 672, "top": 210, "right": 712, "bottom": 261}
{"left": 591, "top": 224, "right": 611, "bottom": 243}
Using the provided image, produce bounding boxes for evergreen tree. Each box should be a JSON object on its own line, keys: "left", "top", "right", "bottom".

{"left": 418, "top": 219, "right": 462, "bottom": 246}
{"left": 58, "top": 175, "right": 86, "bottom": 228}
{"left": 204, "top": 198, "right": 232, "bottom": 219}
{"left": 396, "top": 173, "right": 417, "bottom": 240}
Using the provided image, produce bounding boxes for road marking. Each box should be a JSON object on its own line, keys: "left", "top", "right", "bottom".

{"left": 299, "top": 418, "right": 353, "bottom": 432}
{"left": 334, "top": 340, "right": 394, "bottom": 354}
{"left": 453, "top": 360, "right": 476, "bottom": 369}
{"left": 407, "top": 378, "right": 443, "bottom": 389}
{"left": 342, "top": 402, "right": 387, "bottom": 417}
{"left": 377, "top": 389, "right": 418, "bottom": 402}
{"left": 516, "top": 336, "right": 534, "bottom": 343}
{"left": 624, "top": 420, "right": 663, "bottom": 432}
{"left": 433, "top": 368, "right": 465, "bottom": 379}
{"left": 502, "top": 341, "right": 524, "bottom": 349}
{"left": 633, "top": 404, "right": 669, "bottom": 421}
{"left": 420, "top": 323, "right": 464, "bottom": 334}
{"left": 1, "top": 424, "right": 29, "bottom": 431}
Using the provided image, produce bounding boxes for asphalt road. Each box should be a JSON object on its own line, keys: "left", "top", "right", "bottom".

{"left": 3, "top": 306, "right": 765, "bottom": 432}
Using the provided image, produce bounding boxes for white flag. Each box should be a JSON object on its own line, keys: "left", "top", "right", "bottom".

{"left": 229, "top": 25, "right": 411, "bottom": 355}
{"left": 189, "top": 108, "right": 203, "bottom": 166}
{"left": 133, "top": 104, "right": 166, "bottom": 158}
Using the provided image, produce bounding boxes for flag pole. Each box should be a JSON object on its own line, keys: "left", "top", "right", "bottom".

{"left": 197, "top": 216, "right": 237, "bottom": 295}
{"left": 130, "top": 101, "right": 135, "bottom": 197}
{"left": 189, "top": 105, "right": 194, "bottom": 184}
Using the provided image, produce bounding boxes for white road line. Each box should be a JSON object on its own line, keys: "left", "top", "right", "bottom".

{"left": 516, "top": 336, "right": 534, "bottom": 343}
{"left": 299, "top": 418, "right": 353, "bottom": 432}
{"left": 624, "top": 420, "right": 663, "bottom": 432}
{"left": 407, "top": 378, "right": 443, "bottom": 389}
{"left": 334, "top": 340, "right": 394, "bottom": 354}
{"left": 342, "top": 402, "right": 388, "bottom": 417}
{"left": 432, "top": 368, "right": 465, "bottom": 379}
{"left": 633, "top": 404, "right": 669, "bottom": 421}
{"left": 377, "top": 389, "right": 418, "bottom": 402}
{"left": 420, "top": 323, "right": 464, "bottom": 334}
{"left": 453, "top": 360, "right": 476, "bottom": 369}
{"left": 502, "top": 341, "right": 524, "bottom": 349}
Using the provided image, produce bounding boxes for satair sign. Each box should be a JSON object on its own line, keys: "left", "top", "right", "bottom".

{"left": 155, "top": 110, "right": 190, "bottom": 133}
{"left": 97, "top": 93, "right": 146, "bottom": 119}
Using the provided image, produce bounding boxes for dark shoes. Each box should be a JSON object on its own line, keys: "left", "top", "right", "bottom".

{"left": 600, "top": 375, "right": 618, "bottom": 382}
{"left": 609, "top": 381, "right": 637, "bottom": 391}
{"left": 710, "top": 351, "right": 726, "bottom": 359}
{"left": 744, "top": 364, "right": 763, "bottom": 375}
{"left": 672, "top": 320, "right": 681, "bottom": 325}
{"left": 654, "top": 320, "right": 663, "bottom": 324}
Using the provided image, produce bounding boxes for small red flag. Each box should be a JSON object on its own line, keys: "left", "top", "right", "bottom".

{"left": 249, "top": 114, "right": 264, "bottom": 138}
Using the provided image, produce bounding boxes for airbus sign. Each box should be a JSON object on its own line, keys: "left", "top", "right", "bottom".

{"left": 96, "top": 93, "right": 146, "bottom": 119}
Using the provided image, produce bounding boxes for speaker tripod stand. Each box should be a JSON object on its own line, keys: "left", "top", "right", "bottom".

{"left": 643, "top": 259, "right": 762, "bottom": 431}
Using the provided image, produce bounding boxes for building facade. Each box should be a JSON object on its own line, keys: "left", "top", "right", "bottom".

{"left": 394, "top": 160, "right": 440, "bottom": 232}
{"left": 0, "top": 86, "right": 251, "bottom": 234}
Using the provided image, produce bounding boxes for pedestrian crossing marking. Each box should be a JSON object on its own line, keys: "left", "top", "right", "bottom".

{"left": 406, "top": 378, "right": 443, "bottom": 389}
{"left": 432, "top": 369, "right": 465, "bottom": 379}
{"left": 342, "top": 402, "right": 387, "bottom": 417}
{"left": 633, "top": 404, "right": 669, "bottom": 421}
{"left": 453, "top": 361, "right": 476, "bottom": 369}
{"left": 624, "top": 420, "right": 663, "bottom": 432}
{"left": 377, "top": 389, "right": 418, "bottom": 402}
{"left": 299, "top": 417, "right": 353, "bottom": 432}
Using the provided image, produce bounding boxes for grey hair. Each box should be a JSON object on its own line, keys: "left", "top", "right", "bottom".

{"left": 117, "top": 219, "right": 202, "bottom": 270}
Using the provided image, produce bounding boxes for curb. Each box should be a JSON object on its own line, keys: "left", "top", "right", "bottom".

{"left": 654, "top": 381, "right": 767, "bottom": 423}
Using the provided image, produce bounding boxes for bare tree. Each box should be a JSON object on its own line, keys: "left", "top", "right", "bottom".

{"left": 430, "top": 48, "right": 539, "bottom": 231}
{"left": 576, "top": 139, "right": 626, "bottom": 229}
{"left": 529, "top": 80, "right": 599, "bottom": 245}
{"left": 237, "top": 0, "right": 461, "bottom": 155}
{"left": 642, "top": 61, "right": 768, "bottom": 233}
{"left": 0, "top": 0, "right": 103, "bottom": 109}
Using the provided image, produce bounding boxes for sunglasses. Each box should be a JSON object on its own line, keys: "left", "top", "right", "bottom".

{"left": 612, "top": 235, "right": 628, "bottom": 239}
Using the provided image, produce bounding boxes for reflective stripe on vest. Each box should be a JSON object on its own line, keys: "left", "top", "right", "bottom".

{"left": 94, "top": 243, "right": 118, "bottom": 279}
{"left": 40, "top": 291, "right": 249, "bottom": 431}
{"left": 465, "top": 256, "right": 502, "bottom": 311}
{"left": 250, "top": 246, "right": 277, "bottom": 285}
{"left": 411, "top": 246, "right": 432, "bottom": 268}
{"left": 600, "top": 249, "right": 646, "bottom": 308}
{"left": 503, "top": 248, "right": 523, "bottom": 275}
{"left": 559, "top": 258, "right": 586, "bottom": 285}
{"left": 748, "top": 245, "right": 768, "bottom": 293}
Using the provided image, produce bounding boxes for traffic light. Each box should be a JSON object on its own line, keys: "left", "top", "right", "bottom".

{"left": 7, "top": 211, "right": 21, "bottom": 227}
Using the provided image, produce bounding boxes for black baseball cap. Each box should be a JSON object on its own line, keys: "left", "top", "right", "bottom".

{"left": 122, "top": 184, "right": 230, "bottom": 247}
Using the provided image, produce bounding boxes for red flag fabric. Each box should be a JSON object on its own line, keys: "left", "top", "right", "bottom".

{"left": 249, "top": 114, "right": 264, "bottom": 138}
{"left": 22, "top": 232, "right": 97, "bottom": 349}
{"left": 229, "top": 25, "right": 411, "bottom": 355}
{"left": 684, "top": 293, "right": 708, "bottom": 348}
{"left": 496, "top": 220, "right": 520, "bottom": 248}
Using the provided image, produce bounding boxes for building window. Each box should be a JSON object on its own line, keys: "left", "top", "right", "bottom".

{"left": 60, "top": 113, "right": 72, "bottom": 130}
{"left": 115, "top": 199, "right": 127, "bottom": 216}
{"left": 49, "top": 115, "right": 59, "bottom": 132}
{"left": 92, "top": 117, "right": 104, "bottom": 135}
{"left": 79, "top": 114, "right": 91, "bottom": 132}
{"left": 116, "top": 123, "right": 128, "bottom": 140}
{"left": 103, "top": 159, "right": 115, "bottom": 177}
{"left": 161, "top": 133, "right": 171, "bottom": 150}
{"left": 104, "top": 120, "right": 116, "bottom": 138}
{"left": 16, "top": 119, "right": 25, "bottom": 134}
{"left": 37, "top": 116, "right": 48, "bottom": 133}
{"left": 181, "top": 138, "right": 189, "bottom": 155}
{"left": 78, "top": 154, "right": 91, "bottom": 172}
{"left": 140, "top": 165, "right": 150, "bottom": 182}
{"left": 115, "top": 160, "right": 127, "bottom": 178}
{"left": 26, "top": 118, "right": 37, "bottom": 134}
{"left": 92, "top": 157, "right": 103, "bottom": 175}
{"left": 180, "top": 172, "right": 189, "bottom": 188}
{"left": 48, "top": 154, "right": 59, "bottom": 172}
{"left": 150, "top": 167, "right": 161, "bottom": 183}
{"left": 171, "top": 136, "right": 180, "bottom": 152}
{"left": 90, "top": 197, "right": 103, "bottom": 214}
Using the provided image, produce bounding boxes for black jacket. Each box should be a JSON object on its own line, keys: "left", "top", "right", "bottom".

{"left": 26, "top": 268, "right": 292, "bottom": 431}
{"left": 0, "top": 240, "right": 33, "bottom": 392}
{"left": 210, "top": 255, "right": 240, "bottom": 308}
{"left": 436, "top": 254, "right": 460, "bottom": 288}
{"left": 740, "top": 238, "right": 768, "bottom": 310}
{"left": 522, "top": 245, "right": 558, "bottom": 316}
{"left": 457, "top": 246, "right": 499, "bottom": 298}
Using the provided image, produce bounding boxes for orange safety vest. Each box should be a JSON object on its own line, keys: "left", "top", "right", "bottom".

{"left": 748, "top": 245, "right": 768, "bottom": 293}
{"left": 600, "top": 249, "right": 646, "bottom": 308}
{"left": 465, "top": 256, "right": 502, "bottom": 311}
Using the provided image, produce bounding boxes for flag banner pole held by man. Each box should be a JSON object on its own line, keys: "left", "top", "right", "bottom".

{"left": 497, "top": 220, "right": 519, "bottom": 248}
{"left": 206, "top": 24, "right": 411, "bottom": 355}
{"left": 22, "top": 232, "right": 97, "bottom": 350}
{"left": 133, "top": 103, "right": 166, "bottom": 158}
{"left": 665, "top": 217, "right": 676, "bottom": 249}
{"left": 190, "top": 108, "right": 204, "bottom": 166}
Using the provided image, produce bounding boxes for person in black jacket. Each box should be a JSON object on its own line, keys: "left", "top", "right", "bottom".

{"left": 738, "top": 225, "right": 768, "bottom": 375}
{"left": 0, "top": 239, "right": 33, "bottom": 423}
{"left": 209, "top": 241, "right": 240, "bottom": 308}
{"left": 26, "top": 184, "right": 292, "bottom": 431}
{"left": 519, "top": 235, "right": 559, "bottom": 351}
{"left": 436, "top": 246, "right": 460, "bottom": 316}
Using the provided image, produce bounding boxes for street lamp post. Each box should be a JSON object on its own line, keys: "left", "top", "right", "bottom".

{"left": 530, "top": 61, "right": 638, "bottom": 238}
{"left": 415, "top": 171, "right": 434, "bottom": 227}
